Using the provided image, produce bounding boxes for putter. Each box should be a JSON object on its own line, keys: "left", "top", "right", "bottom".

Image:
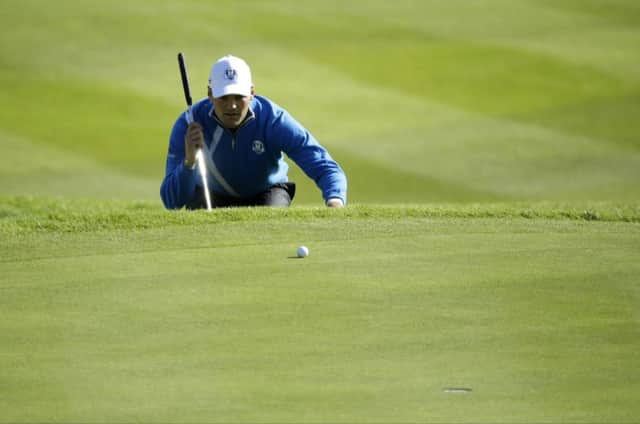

{"left": 178, "top": 52, "right": 212, "bottom": 211}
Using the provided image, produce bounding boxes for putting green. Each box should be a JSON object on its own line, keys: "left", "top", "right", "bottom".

{"left": 1, "top": 202, "right": 639, "bottom": 422}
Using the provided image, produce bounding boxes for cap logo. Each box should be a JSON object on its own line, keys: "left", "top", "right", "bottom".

{"left": 224, "top": 67, "right": 237, "bottom": 81}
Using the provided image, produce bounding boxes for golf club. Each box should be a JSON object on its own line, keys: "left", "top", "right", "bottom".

{"left": 178, "top": 52, "right": 212, "bottom": 211}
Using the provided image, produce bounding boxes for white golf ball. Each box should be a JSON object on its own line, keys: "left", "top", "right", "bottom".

{"left": 297, "top": 245, "right": 309, "bottom": 258}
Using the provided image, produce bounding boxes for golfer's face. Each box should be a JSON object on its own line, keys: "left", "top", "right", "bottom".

{"left": 213, "top": 94, "right": 252, "bottom": 129}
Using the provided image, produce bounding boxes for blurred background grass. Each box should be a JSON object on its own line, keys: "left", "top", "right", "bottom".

{"left": 1, "top": 0, "right": 639, "bottom": 204}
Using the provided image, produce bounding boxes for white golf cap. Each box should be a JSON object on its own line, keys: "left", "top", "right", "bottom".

{"left": 208, "top": 55, "right": 253, "bottom": 98}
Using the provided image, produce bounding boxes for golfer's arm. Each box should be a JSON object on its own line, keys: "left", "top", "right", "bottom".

{"left": 160, "top": 156, "right": 199, "bottom": 209}
{"left": 160, "top": 121, "right": 198, "bottom": 209}
{"left": 272, "top": 111, "right": 347, "bottom": 206}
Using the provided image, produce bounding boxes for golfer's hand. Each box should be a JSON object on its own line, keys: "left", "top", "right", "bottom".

{"left": 326, "top": 198, "right": 344, "bottom": 208}
{"left": 184, "top": 122, "right": 204, "bottom": 167}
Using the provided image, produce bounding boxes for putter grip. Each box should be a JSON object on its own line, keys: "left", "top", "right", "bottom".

{"left": 178, "top": 52, "right": 192, "bottom": 106}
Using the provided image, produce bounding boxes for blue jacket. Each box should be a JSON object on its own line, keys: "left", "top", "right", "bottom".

{"left": 160, "top": 95, "right": 347, "bottom": 209}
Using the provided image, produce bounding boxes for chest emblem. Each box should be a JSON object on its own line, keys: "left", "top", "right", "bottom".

{"left": 252, "top": 140, "right": 265, "bottom": 155}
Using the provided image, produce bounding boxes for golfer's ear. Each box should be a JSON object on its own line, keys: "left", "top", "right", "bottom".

{"left": 250, "top": 85, "right": 255, "bottom": 96}
{"left": 207, "top": 86, "right": 213, "bottom": 100}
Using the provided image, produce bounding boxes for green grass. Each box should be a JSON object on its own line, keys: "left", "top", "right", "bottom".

{"left": 1, "top": 0, "right": 640, "bottom": 203}
{"left": 2, "top": 196, "right": 639, "bottom": 235}
{"left": 2, "top": 201, "right": 640, "bottom": 422}
{"left": 2, "top": 0, "right": 640, "bottom": 422}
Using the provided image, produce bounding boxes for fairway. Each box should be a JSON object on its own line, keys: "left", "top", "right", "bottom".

{"left": 1, "top": 202, "right": 640, "bottom": 422}
{"left": 2, "top": 0, "right": 640, "bottom": 203}
{"left": 2, "top": 0, "right": 640, "bottom": 422}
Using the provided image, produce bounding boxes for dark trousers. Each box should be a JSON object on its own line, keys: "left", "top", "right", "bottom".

{"left": 186, "top": 182, "right": 296, "bottom": 210}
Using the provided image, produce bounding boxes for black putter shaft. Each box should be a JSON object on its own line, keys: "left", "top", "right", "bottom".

{"left": 178, "top": 52, "right": 192, "bottom": 110}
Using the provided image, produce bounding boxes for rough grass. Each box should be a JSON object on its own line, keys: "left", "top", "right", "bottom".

{"left": 1, "top": 195, "right": 639, "bottom": 235}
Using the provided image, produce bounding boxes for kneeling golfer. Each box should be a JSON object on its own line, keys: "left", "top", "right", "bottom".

{"left": 161, "top": 54, "right": 347, "bottom": 209}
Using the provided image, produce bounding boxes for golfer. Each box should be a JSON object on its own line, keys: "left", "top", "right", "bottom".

{"left": 161, "top": 54, "right": 347, "bottom": 209}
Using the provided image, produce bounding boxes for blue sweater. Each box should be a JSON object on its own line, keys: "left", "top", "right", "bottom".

{"left": 160, "top": 95, "right": 347, "bottom": 209}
